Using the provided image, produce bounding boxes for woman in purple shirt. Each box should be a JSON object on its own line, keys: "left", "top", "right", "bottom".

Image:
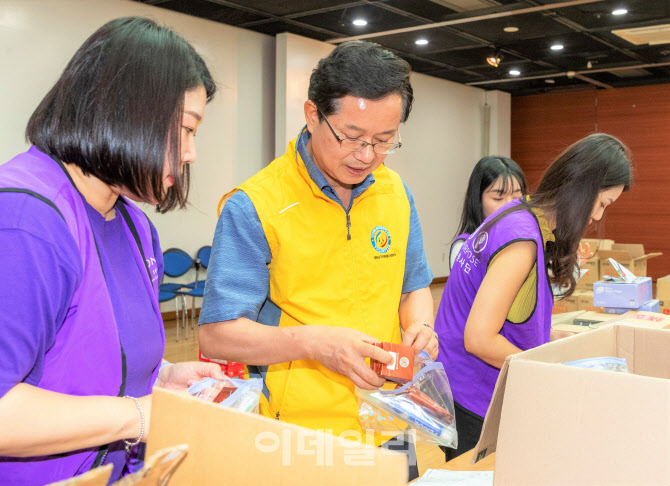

{"left": 0, "top": 18, "right": 221, "bottom": 484}
{"left": 436, "top": 134, "right": 633, "bottom": 460}
{"left": 449, "top": 156, "right": 527, "bottom": 270}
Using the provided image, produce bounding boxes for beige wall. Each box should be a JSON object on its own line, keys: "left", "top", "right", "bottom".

{"left": 1, "top": 5, "right": 511, "bottom": 310}
{"left": 275, "top": 33, "right": 511, "bottom": 277}
{"left": 0, "top": 0, "right": 275, "bottom": 309}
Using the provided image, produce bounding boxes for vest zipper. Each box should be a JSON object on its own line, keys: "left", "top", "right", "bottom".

{"left": 346, "top": 212, "right": 351, "bottom": 240}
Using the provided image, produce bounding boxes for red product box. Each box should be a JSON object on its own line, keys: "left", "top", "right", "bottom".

{"left": 199, "top": 350, "right": 227, "bottom": 372}
{"left": 370, "top": 342, "right": 414, "bottom": 383}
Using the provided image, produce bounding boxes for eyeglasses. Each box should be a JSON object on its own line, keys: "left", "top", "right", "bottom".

{"left": 319, "top": 110, "right": 402, "bottom": 155}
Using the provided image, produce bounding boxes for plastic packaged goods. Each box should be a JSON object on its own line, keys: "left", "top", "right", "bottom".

{"left": 357, "top": 352, "right": 457, "bottom": 448}
{"left": 187, "top": 377, "right": 263, "bottom": 413}
{"left": 563, "top": 357, "right": 628, "bottom": 373}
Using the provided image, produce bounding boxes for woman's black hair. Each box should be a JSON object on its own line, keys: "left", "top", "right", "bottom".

{"left": 482, "top": 133, "right": 633, "bottom": 296}
{"left": 455, "top": 156, "right": 527, "bottom": 237}
{"left": 308, "top": 41, "right": 414, "bottom": 123}
{"left": 26, "top": 16, "right": 216, "bottom": 213}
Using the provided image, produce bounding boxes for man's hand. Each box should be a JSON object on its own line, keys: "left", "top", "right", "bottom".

{"left": 306, "top": 326, "right": 394, "bottom": 390}
{"left": 402, "top": 323, "right": 438, "bottom": 360}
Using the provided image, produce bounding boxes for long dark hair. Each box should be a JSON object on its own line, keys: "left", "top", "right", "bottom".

{"left": 483, "top": 133, "right": 633, "bottom": 296}
{"left": 455, "top": 156, "right": 527, "bottom": 236}
{"left": 26, "top": 17, "right": 216, "bottom": 213}
{"left": 309, "top": 41, "right": 414, "bottom": 123}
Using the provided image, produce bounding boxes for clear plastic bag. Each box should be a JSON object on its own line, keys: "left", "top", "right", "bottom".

{"left": 187, "top": 377, "right": 263, "bottom": 413}
{"left": 563, "top": 357, "right": 628, "bottom": 373}
{"left": 357, "top": 351, "right": 458, "bottom": 448}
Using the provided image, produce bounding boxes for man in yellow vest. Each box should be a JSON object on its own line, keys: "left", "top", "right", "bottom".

{"left": 199, "top": 41, "right": 436, "bottom": 478}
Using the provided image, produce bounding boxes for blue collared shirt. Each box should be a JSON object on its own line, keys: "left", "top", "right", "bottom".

{"left": 199, "top": 129, "right": 433, "bottom": 326}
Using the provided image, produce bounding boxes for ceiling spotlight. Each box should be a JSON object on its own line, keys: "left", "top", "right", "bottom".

{"left": 352, "top": 19, "right": 368, "bottom": 26}
{"left": 545, "top": 79, "right": 556, "bottom": 84}
{"left": 415, "top": 39, "right": 429, "bottom": 45}
{"left": 486, "top": 51, "right": 503, "bottom": 67}
{"left": 587, "top": 60, "right": 593, "bottom": 69}
{"left": 551, "top": 44, "right": 564, "bottom": 51}
{"left": 509, "top": 69, "right": 521, "bottom": 76}
{"left": 503, "top": 26, "right": 519, "bottom": 33}
{"left": 612, "top": 8, "right": 628, "bottom": 16}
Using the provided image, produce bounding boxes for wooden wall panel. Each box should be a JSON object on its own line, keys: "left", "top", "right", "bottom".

{"left": 512, "top": 90, "right": 597, "bottom": 191}
{"left": 596, "top": 85, "right": 670, "bottom": 280}
{"left": 512, "top": 84, "right": 670, "bottom": 280}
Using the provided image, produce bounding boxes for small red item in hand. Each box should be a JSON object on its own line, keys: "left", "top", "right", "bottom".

{"left": 370, "top": 342, "right": 414, "bottom": 383}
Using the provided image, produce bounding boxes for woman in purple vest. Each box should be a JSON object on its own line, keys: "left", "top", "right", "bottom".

{"left": 436, "top": 134, "right": 633, "bottom": 460}
{"left": 0, "top": 17, "right": 222, "bottom": 484}
{"left": 449, "top": 156, "right": 527, "bottom": 270}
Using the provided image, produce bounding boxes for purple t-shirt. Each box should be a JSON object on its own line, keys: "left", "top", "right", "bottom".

{"left": 435, "top": 202, "right": 553, "bottom": 418}
{"left": 0, "top": 192, "right": 163, "bottom": 482}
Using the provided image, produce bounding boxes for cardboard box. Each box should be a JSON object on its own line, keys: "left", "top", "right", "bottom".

{"left": 598, "top": 243, "right": 662, "bottom": 278}
{"left": 47, "top": 445, "right": 188, "bottom": 486}
{"left": 598, "top": 310, "right": 670, "bottom": 330}
{"left": 114, "top": 445, "right": 188, "bottom": 485}
{"left": 147, "top": 388, "right": 408, "bottom": 485}
{"left": 605, "top": 299, "right": 660, "bottom": 314}
{"left": 574, "top": 290, "right": 604, "bottom": 312}
{"left": 656, "top": 275, "right": 670, "bottom": 314}
{"left": 593, "top": 276, "right": 652, "bottom": 308}
{"left": 475, "top": 325, "right": 670, "bottom": 484}
{"left": 551, "top": 310, "right": 591, "bottom": 334}
{"left": 553, "top": 290, "right": 598, "bottom": 315}
{"left": 552, "top": 294, "right": 577, "bottom": 314}
{"left": 575, "top": 238, "right": 615, "bottom": 289}
{"left": 572, "top": 311, "right": 613, "bottom": 326}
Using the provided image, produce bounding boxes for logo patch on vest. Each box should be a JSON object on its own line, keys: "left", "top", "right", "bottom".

{"left": 472, "top": 231, "right": 489, "bottom": 254}
{"left": 371, "top": 226, "right": 391, "bottom": 253}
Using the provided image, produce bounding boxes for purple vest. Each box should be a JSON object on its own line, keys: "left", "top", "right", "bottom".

{"left": 0, "top": 147, "right": 163, "bottom": 483}
{"left": 436, "top": 200, "right": 552, "bottom": 417}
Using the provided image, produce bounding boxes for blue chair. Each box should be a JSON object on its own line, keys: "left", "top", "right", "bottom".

{"left": 182, "top": 246, "right": 211, "bottom": 330}
{"left": 184, "top": 246, "right": 211, "bottom": 290}
{"left": 161, "top": 248, "right": 195, "bottom": 340}
{"left": 159, "top": 290, "right": 186, "bottom": 342}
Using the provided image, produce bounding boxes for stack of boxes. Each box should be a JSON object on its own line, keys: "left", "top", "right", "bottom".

{"left": 553, "top": 239, "right": 661, "bottom": 315}
{"left": 657, "top": 275, "right": 670, "bottom": 315}
{"left": 594, "top": 274, "right": 656, "bottom": 314}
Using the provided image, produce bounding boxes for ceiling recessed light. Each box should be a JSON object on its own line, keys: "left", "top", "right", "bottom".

{"left": 551, "top": 44, "right": 564, "bottom": 51}
{"left": 509, "top": 69, "right": 521, "bottom": 76}
{"left": 352, "top": 19, "right": 368, "bottom": 26}
{"left": 415, "top": 39, "right": 429, "bottom": 45}
{"left": 503, "top": 26, "right": 519, "bottom": 33}
{"left": 545, "top": 79, "right": 556, "bottom": 84}
{"left": 612, "top": 8, "right": 628, "bottom": 16}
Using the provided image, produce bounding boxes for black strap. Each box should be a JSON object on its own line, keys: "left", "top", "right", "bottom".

{"left": 116, "top": 200, "right": 152, "bottom": 284}
{"left": 0, "top": 188, "right": 66, "bottom": 221}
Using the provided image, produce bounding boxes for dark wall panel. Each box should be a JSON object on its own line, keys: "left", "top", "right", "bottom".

{"left": 512, "top": 85, "right": 670, "bottom": 279}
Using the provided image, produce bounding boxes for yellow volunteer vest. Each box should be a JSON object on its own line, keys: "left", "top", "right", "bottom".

{"left": 219, "top": 133, "right": 410, "bottom": 438}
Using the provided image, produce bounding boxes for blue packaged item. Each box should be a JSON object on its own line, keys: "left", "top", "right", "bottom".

{"left": 594, "top": 277, "right": 652, "bottom": 308}
{"left": 356, "top": 352, "right": 457, "bottom": 448}
{"left": 563, "top": 357, "right": 628, "bottom": 373}
{"left": 605, "top": 299, "right": 660, "bottom": 314}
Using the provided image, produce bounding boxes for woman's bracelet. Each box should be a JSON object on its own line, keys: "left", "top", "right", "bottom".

{"left": 123, "top": 396, "right": 145, "bottom": 452}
